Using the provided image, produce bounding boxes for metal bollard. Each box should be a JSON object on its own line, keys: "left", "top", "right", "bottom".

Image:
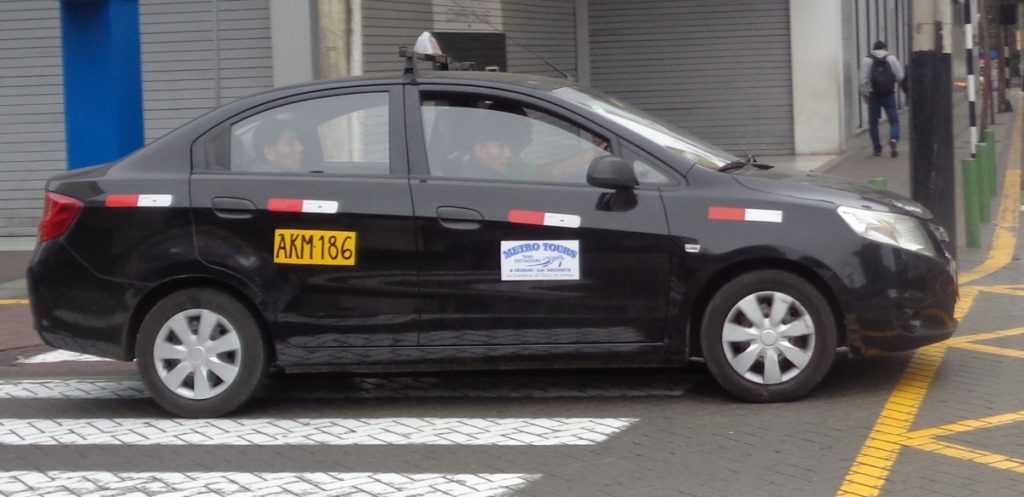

{"left": 977, "top": 142, "right": 993, "bottom": 223}
{"left": 961, "top": 159, "right": 982, "bottom": 247}
{"left": 985, "top": 140, "right": 998, "bottom": 199}
{"left": 981, "top": 130, "right": 998, "bottom": 199}
{"left": 867, "top": 177, "right": 887, "bottom": 189}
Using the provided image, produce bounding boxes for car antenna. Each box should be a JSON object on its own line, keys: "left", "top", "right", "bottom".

{"left": 447, "top": 0, "right": 574, "bottom": 81}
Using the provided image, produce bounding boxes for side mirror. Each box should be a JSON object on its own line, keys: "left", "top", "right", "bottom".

{"left": 586, "top": 155, "right": 638, "bottom": 190}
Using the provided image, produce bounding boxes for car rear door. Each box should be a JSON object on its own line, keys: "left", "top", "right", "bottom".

{"left": 189, "top": 86, "right": 419, "bottom": 354}
{"left": 406, "top": 85, "right": 673, "bottom": 347}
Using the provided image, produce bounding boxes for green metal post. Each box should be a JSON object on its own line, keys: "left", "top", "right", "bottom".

{"left": 961, "top": 159, "right": 982, "bottom": 248}
{"left": 867, "top": 177, "right": 888, "bottom": 189}
{"left": 977, "top": 142, "right": 993, "bottom": 223}
{"left": 985, "top": 140, "right": 998, "bottom": 199}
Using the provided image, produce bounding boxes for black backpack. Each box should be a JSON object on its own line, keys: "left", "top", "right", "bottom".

{"left": 870, "top": 55, "right": 896, "bottom": 96}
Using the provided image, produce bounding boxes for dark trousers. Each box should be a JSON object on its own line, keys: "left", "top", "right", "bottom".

{"left": 868, "top": 93, "right": 900, "bottom": 152}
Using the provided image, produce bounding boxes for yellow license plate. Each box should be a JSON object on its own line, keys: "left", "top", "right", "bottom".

{"left": 273, "top": 229, "right": 356, "bottom": 266}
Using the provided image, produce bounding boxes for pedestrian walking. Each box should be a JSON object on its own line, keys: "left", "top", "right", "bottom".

{"left": 860, "top": 40, "right": 905, "bottom": 157}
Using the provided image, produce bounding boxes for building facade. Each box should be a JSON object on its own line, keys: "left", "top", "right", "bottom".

{"left": 0, "top": 0, "right": 916, "bottom": 236}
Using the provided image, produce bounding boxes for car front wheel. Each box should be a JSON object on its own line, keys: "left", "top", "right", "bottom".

{"left": 136, "top": 288, "right": 268, "bottom": 417}
{"left": 701, "top": 270, "right": 836, "bottom": 402}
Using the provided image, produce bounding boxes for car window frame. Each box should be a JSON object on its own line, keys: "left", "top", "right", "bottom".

{"left": 620, "top": 140, "right": 684, "bottom": 189}
{"left": 190, "top": 84, "right": 408, "bottom": 178}
{"left": 404, "top": 84, "right": 681, "bottom": 191}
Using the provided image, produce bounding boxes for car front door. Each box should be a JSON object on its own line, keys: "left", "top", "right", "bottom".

{"left": 407, "top": 85, "right": 673, "bottom": 348}
{"left": 190, "top": 86, "right": 419, "bottom": 356}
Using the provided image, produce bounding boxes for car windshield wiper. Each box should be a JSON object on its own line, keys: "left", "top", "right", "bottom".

{"left": 718, "top": 160, "right": 749, "bottom": 173}
{"left": 718, "top": 156, "right": 774, "bottom": 173}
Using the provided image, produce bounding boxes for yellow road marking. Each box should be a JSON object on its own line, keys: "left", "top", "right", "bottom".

{"left": 836, "top": 319, "right": 1024, "bottom": 497}
{"left": 954, "top": 286, "right": 980, "bottom": 321}
{"left": 952, "top": 341, "right": 1024, "bottom": 359}
{"left": 976, "top": 285, "right": 1024, "bottom": 298}
{"left": 908, "top": 439, "right": 1024, "bottom": 473}
{"left": 835, "top": 97, "right": 1023, "bottom": 496}
{"left": 0, "top": 299, "right": 27, "bottom": 305}
{"left": 945, "top": 325, "right": 1024, "bottom": 345}
{"left": 835, "top": 344, "right": 950, "bottom": 497}
{"left": 902, "top": 411, "right": 1024, "bottom": 439}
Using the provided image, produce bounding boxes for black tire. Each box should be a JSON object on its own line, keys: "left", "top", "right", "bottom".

{"left": 700, "top": 270, "right": 836, "bottom": 402}
{"left": 136, "top": 288, "right": 268, "bottom": 417}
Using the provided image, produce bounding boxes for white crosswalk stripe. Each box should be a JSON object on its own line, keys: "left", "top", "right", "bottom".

{"left": 0, "top": 471, "right": 538, "bottom": 497}
{"left": 0, "top": 378, "right": 689, "bottom": 399}
{"left": 15, "top": 351, "right": 110, "bottom": 364}
{"left": 0, "top": 375, "right": 649, "bottom": 496}
{"left": 0, "top": 417, "right": 636, "bottom": 446}
{"left": 0, "top": 381, "right": 146, "bottom": 399}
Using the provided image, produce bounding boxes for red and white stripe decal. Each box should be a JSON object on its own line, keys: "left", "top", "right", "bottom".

{"left": 508, "top": 209, "right": 581, "bottom": 228}
{"left": 708, "top": 207, "right": 783, "bottom": 223}
{"left": 105, "top": 194, "right": 173, "bottom": 208}
{"left": 268, "top": 198, "right": 339, "bottom": 214}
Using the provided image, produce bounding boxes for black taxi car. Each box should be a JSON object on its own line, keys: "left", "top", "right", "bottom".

{"left": 28, "top": 51, "right": 957, "bottom": 417}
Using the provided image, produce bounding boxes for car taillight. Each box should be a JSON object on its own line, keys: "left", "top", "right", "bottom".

{"left": 38, "top": 191, "right": 83, "bottom": 242}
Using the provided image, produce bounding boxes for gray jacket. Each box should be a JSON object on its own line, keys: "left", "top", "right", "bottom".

{"left": 859, "top": 49, "right": 905, "bottom": 96}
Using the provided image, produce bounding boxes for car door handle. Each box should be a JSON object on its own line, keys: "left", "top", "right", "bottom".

{"left": 436, "top": 206, "right": 484, "bottom": 230}
{"left": 211, "top": 197, "right": 256, "bottom": 219}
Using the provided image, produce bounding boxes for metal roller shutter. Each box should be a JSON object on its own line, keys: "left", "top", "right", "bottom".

{"left": 589, "top": 0, "right": 794, "bottom": 156}
{"left": 361, "top": 0, "right": 432, "bottom": 75}
{"left": 0, "top": 1, "right": 273, "bottom": 236}
{"left": 499, "top": 0, "right": 576, "bottom": 77}
{"left": 361, "top": 0, "right": 575, "bottom": 79}
{"left": 0, "top": 1, "right": 65, "bottom": 236}
{"left": 141, "top": 0, "right": 273, "bottom": 143}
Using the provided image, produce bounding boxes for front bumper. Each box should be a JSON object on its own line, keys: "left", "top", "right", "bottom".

{"left": 831, "top": 244, "right": 957, "bottom": 355}
{"left": 27, "top": 240, "right": 148, "bottom": 361}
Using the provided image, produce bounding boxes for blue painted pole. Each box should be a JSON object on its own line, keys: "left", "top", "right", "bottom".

{"left": 59, "top": 0, "right": 143, "bottom": 170}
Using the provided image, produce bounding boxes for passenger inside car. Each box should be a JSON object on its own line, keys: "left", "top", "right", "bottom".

{"left": 250, "top": 118, "right": 306, "bottom": 172}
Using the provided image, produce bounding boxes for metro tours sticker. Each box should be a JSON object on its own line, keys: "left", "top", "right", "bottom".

{"left": 500, "top": 240, "right": 580, "bottom": 281}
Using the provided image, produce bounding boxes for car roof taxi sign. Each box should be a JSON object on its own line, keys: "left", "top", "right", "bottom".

{"left": 400, "top": 31, "right": 449, "bottom": 80}
{"left": 414, "top": 31, "right": 443, "bottom": 58}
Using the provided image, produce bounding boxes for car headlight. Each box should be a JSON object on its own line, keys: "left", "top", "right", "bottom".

{"left": 836, "top": 206, "right": 936, "bottom": 257}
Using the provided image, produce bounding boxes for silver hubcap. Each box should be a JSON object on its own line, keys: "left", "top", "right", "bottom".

{"left": 153, "top": 309, "right": 242, "bottom": 400}
{"left": 721, "top": 291, "right": 815, "bottom": 385}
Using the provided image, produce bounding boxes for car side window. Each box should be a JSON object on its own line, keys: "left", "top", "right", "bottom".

{"left": 622, "top": 146, "right": 673, "bottom": 186}
{"left": 229, "top": 92, "right": 390, "bottom": 175}
{"left": 421, "top": 95, "right": 610, "bottom": 184}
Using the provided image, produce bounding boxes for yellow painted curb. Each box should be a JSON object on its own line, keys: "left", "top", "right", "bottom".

{"left": 0, "top": 299, "right": 28, "bottom": 305}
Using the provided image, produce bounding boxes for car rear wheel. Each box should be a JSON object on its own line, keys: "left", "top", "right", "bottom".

{"left": 136, "top": 288, "right": 268, "bottom": 417}
{"left": 701, "top": 270, "right": 836, "bottom": 402}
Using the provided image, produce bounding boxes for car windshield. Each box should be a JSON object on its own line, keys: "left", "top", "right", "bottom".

{"left": 552, "top": 86, "right": 737, "bottom": 170}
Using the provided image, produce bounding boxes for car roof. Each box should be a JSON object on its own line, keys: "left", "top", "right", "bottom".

{"left": 413, "top": 71, "right": 572, "bottom": 91}
{"left": 265, "top": 71, "right": 572, "bottom": 96}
